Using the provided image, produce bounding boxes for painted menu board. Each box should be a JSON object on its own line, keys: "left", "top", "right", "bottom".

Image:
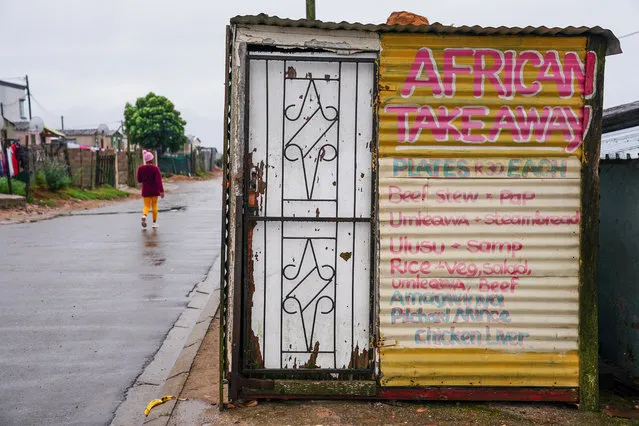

{"left": 377, "top": 34, "right": 593, "bottom": 387}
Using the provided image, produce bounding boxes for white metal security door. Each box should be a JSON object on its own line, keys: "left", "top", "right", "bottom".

{"left": 243, "top": 52, "right": 375, "bottom": 372}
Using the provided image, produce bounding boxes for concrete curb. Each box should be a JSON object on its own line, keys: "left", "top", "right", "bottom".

{"left": 142, "top": 260, "right": 221, "bottom": 425}
{"left": 0, "top": 194, "right": 26, "bottom": 209}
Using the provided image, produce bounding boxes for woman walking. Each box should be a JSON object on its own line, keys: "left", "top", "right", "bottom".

{"left": 137, "top": 150, "right": 164, "bottom": 228}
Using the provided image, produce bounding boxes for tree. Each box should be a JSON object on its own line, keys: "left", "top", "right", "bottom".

{"left": 124, "top": 92, "right": 188, "bottom": 153}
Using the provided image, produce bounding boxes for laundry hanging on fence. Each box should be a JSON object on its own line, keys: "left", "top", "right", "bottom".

{"left": 3, "top": 145, "right": 17, "bottom": 177}
{"left": 14, "top": 143, "right": 26, "bottom": 169}
{"left": 10, "top": 144, "right": 18, "bottom": 176}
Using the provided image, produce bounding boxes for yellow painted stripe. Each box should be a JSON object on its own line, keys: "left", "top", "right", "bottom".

{"left": 380, "top": 348, "right": 579, "bottom": 387}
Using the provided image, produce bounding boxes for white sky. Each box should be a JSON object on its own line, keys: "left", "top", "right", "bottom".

{"left": 2, "top": 0, "right": 638, "bottom": 149}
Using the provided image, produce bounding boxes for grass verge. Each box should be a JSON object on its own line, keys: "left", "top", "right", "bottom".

{"left": 62, "top": 187, "right": 130, "bottom": 201}
{"left": 0, "top": 177, "right": 27, "bottom": 196}
{"left": 26, "top": 186, "right": 130, "bottom": 207}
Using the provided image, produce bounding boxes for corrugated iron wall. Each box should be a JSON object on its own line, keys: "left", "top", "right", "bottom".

{"left": 599, "top": 162, "right": 639, "bottom": 382}
{"left": 378, "top": 34, "right": 587, "bottom": 387}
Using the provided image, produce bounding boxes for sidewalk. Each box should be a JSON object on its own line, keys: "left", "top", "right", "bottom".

{"left": 146, "top": 323, "right": 639, "bottom": 425}
{"left": 112, "top": 255, "right": 220, "bottom": 426}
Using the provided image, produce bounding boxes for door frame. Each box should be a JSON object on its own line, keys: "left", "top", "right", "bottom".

{"left": 236, "top": 49, "right": 379, "bottom": 383}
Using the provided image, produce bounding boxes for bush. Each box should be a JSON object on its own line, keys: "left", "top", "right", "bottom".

{"left": 0, "top": 177, "right": 27, "bottom": 196}
{"left": 35, "top": 171, "right": 47, "bottom": 188}
{"left": 43, "top": 161, "right": 71, "bottom": 191}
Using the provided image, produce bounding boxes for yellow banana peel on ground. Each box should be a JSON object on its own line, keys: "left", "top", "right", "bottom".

{"left": 144, "top": 395, "right": 184, "bottom": 416}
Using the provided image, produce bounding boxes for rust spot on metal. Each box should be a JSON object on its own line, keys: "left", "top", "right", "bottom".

{"left": 302, "top": 342, "right": 320, "bottom": 368}
{"left": 249, "top": 152, "right": 266, "bottom": 213}
{"left": 348, "top": 344, "right": 369, "bottom": 369}
{"left": 245, "top": 218, "right": 264, "bottom": 369}
{"left": 319, "top": 146, "right": 326, "bottom": 161}
{"left": 324, "top": 74, "right": 331, "bottom": 80}
{"left": 306, "top": 72, "right": 313, "bottom": 78}
{"left": 340, "top": 252, "right": 352, "bottom": 262}
{"left": 286, "top": 66, "right": 297, "bottom": 78}
{"left": 315, "top": 208, "right": 320, "bottom": 217}
{"left": 245, "top": 154, "right": 264, "bottom": 369}
{"left": 256, "top": 161, "right": 266, "bottom": 195}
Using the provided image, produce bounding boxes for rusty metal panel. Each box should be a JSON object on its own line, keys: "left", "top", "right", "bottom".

{"left": 378, "top": 34, "right": 588, "bottom": 387}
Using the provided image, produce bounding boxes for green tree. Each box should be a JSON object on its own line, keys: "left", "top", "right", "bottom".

{"left": 124, "top": 92, "right": 188, "bottom": 153}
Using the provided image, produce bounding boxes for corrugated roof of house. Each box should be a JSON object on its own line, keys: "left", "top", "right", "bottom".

{"left": 601, "top": 101, "right": 639, "bottom": 160}
{"left": 603, "top": 101, "right": 639, "bottom": 133}
{"left": 601, "top": 125, "right": 639, "bottom": 160}
{"left": 60, "top": 128, "right": 121, "bottom": 137}
{"left": 12, "top": 121, "right": 30, "bottom": 131}
{"left": 0, "top": 79, "right": 27, "bottom": 90}
{"left": 230, "top": 14, "right": 622, "bottom": 55}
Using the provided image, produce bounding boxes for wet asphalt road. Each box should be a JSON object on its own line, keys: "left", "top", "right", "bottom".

{"left": 0, "top": 180, "right": 221, "bottom": 425}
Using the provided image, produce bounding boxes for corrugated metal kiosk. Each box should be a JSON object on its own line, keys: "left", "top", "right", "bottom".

{"left": 220, "top": 15, "right": 621, "bottom": 409}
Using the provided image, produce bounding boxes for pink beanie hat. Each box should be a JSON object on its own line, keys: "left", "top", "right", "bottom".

{"left": 143, "top": 150, "right": 154, "bottom": 163}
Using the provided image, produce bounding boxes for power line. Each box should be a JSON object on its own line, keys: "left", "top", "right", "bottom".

{"left": 30, "top": 93, "right": 55, "bottom": 117}
{"left": 619, "top": 30, "right": 639, "bottom": 39}
{"left": 26, "top": 92, "right": 124, "bottom": 130}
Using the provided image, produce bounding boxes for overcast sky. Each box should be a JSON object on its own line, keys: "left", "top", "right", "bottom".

{"left": 2, "top": 0, "right": 638, "bottom": 148}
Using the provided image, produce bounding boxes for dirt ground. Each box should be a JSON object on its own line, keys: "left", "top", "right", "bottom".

{"left": 180, "top": 313, "right": 221, "bottom": 404}
{"left": 177, "top": 315, "right": 639, "bottom": 426}
{"left": 0, "top": 193, "right": 138, "bottom": 225}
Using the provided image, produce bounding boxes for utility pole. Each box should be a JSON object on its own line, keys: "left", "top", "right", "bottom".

{"left": 119, "top": 120, "right": 124, "bottom": 151}
{"left": 26, "top": 133, "right": 32, "bottom": 201}
{"left": 25, "top": 75, "right": 32, "bottom": 120}
{"left": 61, "top": 115, "right": 64, "bottom": 130}
{"left": 0, "top": 103, "right": 13, "bottom": 194}
{"left": 306, "top": 0, "right": 315, "bottom": 20}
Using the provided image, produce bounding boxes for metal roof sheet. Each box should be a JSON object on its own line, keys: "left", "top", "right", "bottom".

{"left": 12, "top": 121, "right": 30, "bottom": 131}
{"left": 43, "top": 127, "right": 65, "bottom": 137}
{"left": 230, "top": 14, "right": 621, "bottom": 56}
{"left": 0, "top": 79, "right": 27, "bottom": 90}
{"left": 61, "top": 128, "right": 98, "bottom": 136}
{"left": 61, "top": 128, "right": 121, "bottom": 137}
{"left": 601, "top": 124, "right": 639, "bottom": 160}
{"left": 603, "top": 101, "right": 639, "bottom": 133}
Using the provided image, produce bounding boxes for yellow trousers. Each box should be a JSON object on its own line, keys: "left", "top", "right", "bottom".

{"left": 143, "top": 196, "right": 159, "bottom": 222}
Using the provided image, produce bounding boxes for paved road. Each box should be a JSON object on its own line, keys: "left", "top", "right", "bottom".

{"left": 0, "top": 179, "right": 221, "bottom": 425}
